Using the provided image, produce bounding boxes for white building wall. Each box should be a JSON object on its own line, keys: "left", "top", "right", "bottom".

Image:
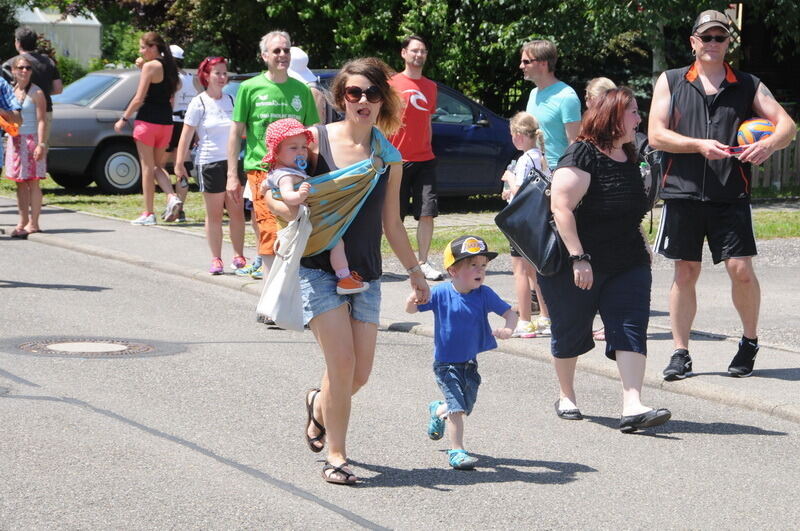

{"left": 15, "top": 7, "right": 101, "bottom": 66}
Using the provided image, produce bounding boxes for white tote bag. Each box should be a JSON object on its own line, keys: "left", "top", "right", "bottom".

{"left": 256, "top": 204, "right": 312, "bottom": 331}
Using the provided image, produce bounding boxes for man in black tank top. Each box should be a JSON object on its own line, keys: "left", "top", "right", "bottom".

{"left": 648, "top": 9, "right": 796, "bottom": 380}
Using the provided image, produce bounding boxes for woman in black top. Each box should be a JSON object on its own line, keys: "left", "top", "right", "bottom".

{"left": 542, "top": 87, "right": 671, "bottom": 433}
{"left": 114, "top": 32, "right": 182, "bottom": 225}
{"left": 266, "top": 58, "right": 429, "bottom": 484}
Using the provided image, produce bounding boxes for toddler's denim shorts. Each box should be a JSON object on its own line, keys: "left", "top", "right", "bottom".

{"left": 433, "top": 359, "right": 481, "bottom": 415}
{"left": 298, "top": 266, "right": 381, "bottom": 326}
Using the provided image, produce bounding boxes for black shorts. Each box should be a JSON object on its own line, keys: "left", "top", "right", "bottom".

{"left": 538, "top": 265, "right": 652, "bottom": 360}
{"left": 166, "top": 120, "right": 183, "bottom": 152}
{"left": 197, "top": 160, "right": 245, "bottom": 194}
{"left": 654, "top": 199, "right": 757, "bottom": 264}
{"left": 507, "top": 236, "right": 521, "bottom": 258}
{"left": 399, "top": 159, "right": 438, "bottom": 220}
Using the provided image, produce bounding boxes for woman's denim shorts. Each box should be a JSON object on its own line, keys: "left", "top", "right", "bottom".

{"left": 433, "top": 359, "right": 481, "bottom": 415}
{"left": 298, "top": 266, "right": 381, "bottom": 326}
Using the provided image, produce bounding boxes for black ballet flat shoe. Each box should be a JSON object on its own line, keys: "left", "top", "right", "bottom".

{"left": 554, "top": 399, "right": 583, "bottom": 420}
{"left": 619, "top": 408, "right": 671, "bottom": 433}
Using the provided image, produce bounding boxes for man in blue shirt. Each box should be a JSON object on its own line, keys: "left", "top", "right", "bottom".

{"left": 520, "top": 40, "right": 581, "bottom": 168}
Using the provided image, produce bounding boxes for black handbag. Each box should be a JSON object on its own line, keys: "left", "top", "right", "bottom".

{"left": 494, "top": 166, "right": 568, "bottom": 276}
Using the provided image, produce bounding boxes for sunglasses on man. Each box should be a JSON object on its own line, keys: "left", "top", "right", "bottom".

{"left": 694, "top": 34, "right": 729, "bottom": 43}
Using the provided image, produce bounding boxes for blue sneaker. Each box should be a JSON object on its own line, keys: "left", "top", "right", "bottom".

{"left": 250, "top": 265, "right": 264, "bottom": 280}
{"left": 427, "top": 400, "right": 445, "bottom": 440}
{"left": 448, "top": 449, "right": 478, "bottom": 470}
{"left": 235, "top": 256, "right": 262, "bottom": 277}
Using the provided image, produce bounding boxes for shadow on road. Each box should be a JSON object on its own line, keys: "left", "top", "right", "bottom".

{"left": 647, "top": 331, "right": 726, "bottom": 341}
{"left": 0, "top": 279, "right": 110, "bottom": 292}
{"left": 34, "top": 228, "right": 115, "bottom": 234}
{"left": 694, "top": 368, "right": 800, "bottom": 382}
{"left": 350, "top": 455, "right": 596, "bottom": 490}
{"left": 584, "top": 415, "right": 787, "bottom": 437}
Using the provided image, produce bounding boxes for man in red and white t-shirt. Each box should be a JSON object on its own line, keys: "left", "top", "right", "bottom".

{"left": 389, "top": 35, "right": 443, "bottom": 281}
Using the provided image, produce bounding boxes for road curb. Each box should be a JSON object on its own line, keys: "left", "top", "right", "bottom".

{"left": 25, "top": 229, "right": 800, "bottom": 426}
{"left": 26, "top": 231, "right": 264, "bottom": 296}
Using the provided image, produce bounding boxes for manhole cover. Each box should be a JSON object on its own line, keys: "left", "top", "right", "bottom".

{"left": 48, "top": 341, "right": 129, "bottom": 353}
{"left": 18, "top": 339, "right": 156, "bottom": 358}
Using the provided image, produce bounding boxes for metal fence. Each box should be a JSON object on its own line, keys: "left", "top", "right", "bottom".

{"left": 754, "top": 135, "right": 800, "bottom": 190}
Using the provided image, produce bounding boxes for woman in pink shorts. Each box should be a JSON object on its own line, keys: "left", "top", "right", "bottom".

{"left": 114, "top": 32, "right": 182, "bottom": 225}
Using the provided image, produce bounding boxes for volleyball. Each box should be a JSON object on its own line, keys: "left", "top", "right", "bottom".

{"left": 737, "top": 118, "right": 775, "bottom": 146}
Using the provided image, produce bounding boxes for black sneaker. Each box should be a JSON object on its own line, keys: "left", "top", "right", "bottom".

{"left": 728, "top": 338, "right": 759, "bottom": 377}
{"left": 663, "top": 349, "right": 692, "bottom": 381}
{"left": 176, "top": 209, "right": 187, "bottom": 223}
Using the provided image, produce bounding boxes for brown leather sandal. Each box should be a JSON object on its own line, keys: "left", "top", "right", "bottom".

{"left": 305, "top": 388, "right": 325, "bottom": 453}
{"left": 321, "top": 461, "right": 357, "bottom": 485}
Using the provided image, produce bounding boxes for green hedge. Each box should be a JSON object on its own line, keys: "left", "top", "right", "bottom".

{"left": 57, "top": 56, "right": 87, "bottom": 86}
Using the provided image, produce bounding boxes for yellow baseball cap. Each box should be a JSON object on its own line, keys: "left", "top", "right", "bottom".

{"left": 443, "top": 235, "right": 498, "bottom": 269}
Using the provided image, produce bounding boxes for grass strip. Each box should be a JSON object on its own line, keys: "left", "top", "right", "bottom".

{"left": 3, "top": 177, "right": 799, "bottom": 255}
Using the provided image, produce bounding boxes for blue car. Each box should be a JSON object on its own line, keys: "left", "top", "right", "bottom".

{"left": 227, "top": 71, "right": 515, "bottom": 197}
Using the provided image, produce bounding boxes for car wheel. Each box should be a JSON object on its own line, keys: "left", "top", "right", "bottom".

{"left": 93, "top": 143, "right": 141, "bottom": 193}
{"left": 49, "top": 172, "right": 94, "bottom": 190}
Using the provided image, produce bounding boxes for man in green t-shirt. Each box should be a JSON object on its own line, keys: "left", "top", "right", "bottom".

{"left": 226, "top": 30, "right": 319, "bottom": 278}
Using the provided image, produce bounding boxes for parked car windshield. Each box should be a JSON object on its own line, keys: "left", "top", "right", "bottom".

{"left": 53, "top": 74, "right": 119, "bottom": 106}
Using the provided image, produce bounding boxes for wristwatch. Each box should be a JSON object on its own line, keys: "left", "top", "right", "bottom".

{"left": 569, "top": 253, "right": 591, "bottom": 264}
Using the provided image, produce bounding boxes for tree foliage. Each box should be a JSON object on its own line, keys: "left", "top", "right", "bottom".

{"left": 27, "top": 0, "right": 800, "bottom": 115}
{"left": 0, "top": 0, "right": 20, "bottom": 61}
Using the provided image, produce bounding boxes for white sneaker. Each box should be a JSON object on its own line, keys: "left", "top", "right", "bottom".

{"left": 535, "top": 316, "right": 552, "bottom": 337}
{"left": 419, "top": 261, "right": 444, "bottom": 281}
{"left": 131, "top": 212, "right": 156, "bottom": 226}
{"left": 164, "top": 195, "right": 183, "bottom": 222}
{"left": 512, "top": 321, "right": 538, "bottom": 338}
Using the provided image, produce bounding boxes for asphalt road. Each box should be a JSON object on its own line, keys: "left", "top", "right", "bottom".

{"left": 2, "top": 235, "right": 800, "bottom": 529}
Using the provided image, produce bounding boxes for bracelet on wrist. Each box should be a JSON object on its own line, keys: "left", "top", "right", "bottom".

{"left": 406, "top": 264, "right": 422, "bottom": 274}
{"left": 569, "top": 253, "right": 591, "bottom": 264}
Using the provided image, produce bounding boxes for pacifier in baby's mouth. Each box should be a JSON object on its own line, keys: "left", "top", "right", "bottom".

{"left": 295, "top": 155, "right": 308, "bottom": 171}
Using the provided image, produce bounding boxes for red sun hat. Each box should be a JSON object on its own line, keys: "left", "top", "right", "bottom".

{"left": 262, "top": 118, "right": 314, "bottom": 166}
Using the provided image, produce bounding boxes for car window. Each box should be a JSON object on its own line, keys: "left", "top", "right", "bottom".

{"left": 52, "top": 74, "right": 119, "bottom": 106}
{"left": 223, "top": 81, "right": 240, "bottom": 99}
{"left": 433, "top": 90, "right": 475, "bottom": 125}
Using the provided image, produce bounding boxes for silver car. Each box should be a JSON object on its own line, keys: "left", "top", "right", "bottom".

{"left": 49, "top": 69, "right": 144, "bottom": 193}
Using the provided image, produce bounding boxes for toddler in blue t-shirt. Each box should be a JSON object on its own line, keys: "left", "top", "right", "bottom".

{"left": 405, "top": 235, "right": 517, "bottom": 470}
